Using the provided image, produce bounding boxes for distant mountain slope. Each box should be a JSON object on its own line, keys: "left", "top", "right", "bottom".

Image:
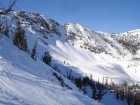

{"left": 63, "top": 23, "right": 140, "bottom": 82}
{"left": 64, "top": 23, "right": 140, "bottom": 59}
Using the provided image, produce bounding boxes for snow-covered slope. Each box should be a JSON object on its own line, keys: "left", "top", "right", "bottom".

{"left": 0, "top": 37, "right": 101, "bottom": 105}
{"left": 0, "top": 11, "right": 140, "bottom": 105}
{"left": 63, "top": 23, "right": 140, "bottom": 83}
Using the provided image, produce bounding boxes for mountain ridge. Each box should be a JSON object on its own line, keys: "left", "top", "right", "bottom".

{"left": 1, "top": 10, "right": 140, "bottom": 82}
{"left": 1, "top": 10, "right": 140, "bottom": 83}
{"left": 0, "top": 11, "right": 140, "bottom": 105}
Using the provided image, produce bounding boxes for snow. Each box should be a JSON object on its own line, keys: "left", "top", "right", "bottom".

{"left": 0, "top": 38, "right": 101, "bottom": 105}
{"left": 100, "top": 91, "right": 128, "bottom": 105}
{"left": 0, "top": 11, "right": 140, "bottom": 105}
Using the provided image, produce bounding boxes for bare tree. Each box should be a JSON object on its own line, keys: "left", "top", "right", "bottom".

{"left": 0, "top": 0, "right": 17, "bottom": 15}
{"left": 0, "top": 0, "right": 17, "bottom": 34}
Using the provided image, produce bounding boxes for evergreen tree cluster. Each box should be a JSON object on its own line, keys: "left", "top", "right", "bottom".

{"left": 75, "top": 76, "right": 140, "bottom": 104}
{"left": 42, "top": 52, "right": 52, "bottom": 66}
{"left": 52, "top": 72, "right": 72, "bottom": 89}
{"left": 31, "top": 41, "right": 37, "bottom": 60}
{"left": 13, "top": 22, "right": 28, "bottom": 51}
{"left": 51, "top": 63, "right": 106, "bottom": 102}
{"left": 75, "top": 76, "right": 106, "bottom": 102}
{"left": 114, "top": 82, "right": 140, "bottom": 105}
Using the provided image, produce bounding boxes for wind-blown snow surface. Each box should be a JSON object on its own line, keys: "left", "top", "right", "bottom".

{"left": 0, "top": 37, "right": 101, "bottom": 105}
{"left": 0, "top": 11, "right": 140, "bottom": 105}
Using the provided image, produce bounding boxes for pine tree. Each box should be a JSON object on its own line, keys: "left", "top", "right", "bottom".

{"left": 96, "top": 82, "right": 107, "bottom": 102}
{"left": 13, "top": 22, "right": 28, "bottom": 51}
{"left": 121, "top": 89, "right": 124, "bottom": 101}
{"left": 20, "top": 29, "right": 25, "bottom": 44}
{"left": 42, "top": 52, "right": 52, "bottom": 66}
{"left": 92, "top": 88, "right": 97, "bottom": 99}
{"left": 126, "top": 87, "right": 131, "bottom": 105}
{"left": 4, "top": 20, "right": 9, "bottom": 37}
{"left": 13, "top": 22, "right": 21, "bottom": 46}
{"left": 116, "top": 86, "right": 119, "bottom": 99}
{"left": 21, "top": 38, "right": 28, "bottom": 51}
{"left": 31, "top": 41, "right": 37, "bottom": 60}
{"left": 97, "top": 78, "right": 100, "bottom": 90}
{"left": 13, "top": 33, "right": 18, "bottom": 45}
{"left": 20, "top": 29, "right": 28, "bottom": 51}
{"left": 82, "top": 76, "right": 87, "bottom": 86}
{"left": 89, "top": 74, "right": 93, "bottom": 86}
{"left": 75, "top": 77, "right": 81, "bottom": 89}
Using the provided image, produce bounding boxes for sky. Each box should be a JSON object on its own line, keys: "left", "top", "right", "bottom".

{"left": 2, "top": 0, "right": 140, "bottom": 33}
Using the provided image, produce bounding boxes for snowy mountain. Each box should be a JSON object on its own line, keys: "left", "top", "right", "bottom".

{"left": 64, "top": 23, "right": 140, "bottom": 82}
{"left": 0, "top": 11, "right": 140, "bottom": 105}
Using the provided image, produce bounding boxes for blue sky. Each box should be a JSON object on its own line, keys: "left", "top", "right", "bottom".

{"left": 3, "top": 0, "right": 140, "bottom": 33}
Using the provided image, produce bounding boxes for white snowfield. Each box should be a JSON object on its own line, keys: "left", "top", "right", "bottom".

{"left": 0, "top": 11, "right": 140, "bottom": 105}
{"left": 0, "top": 38, "right": 101, "bottom": 105}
